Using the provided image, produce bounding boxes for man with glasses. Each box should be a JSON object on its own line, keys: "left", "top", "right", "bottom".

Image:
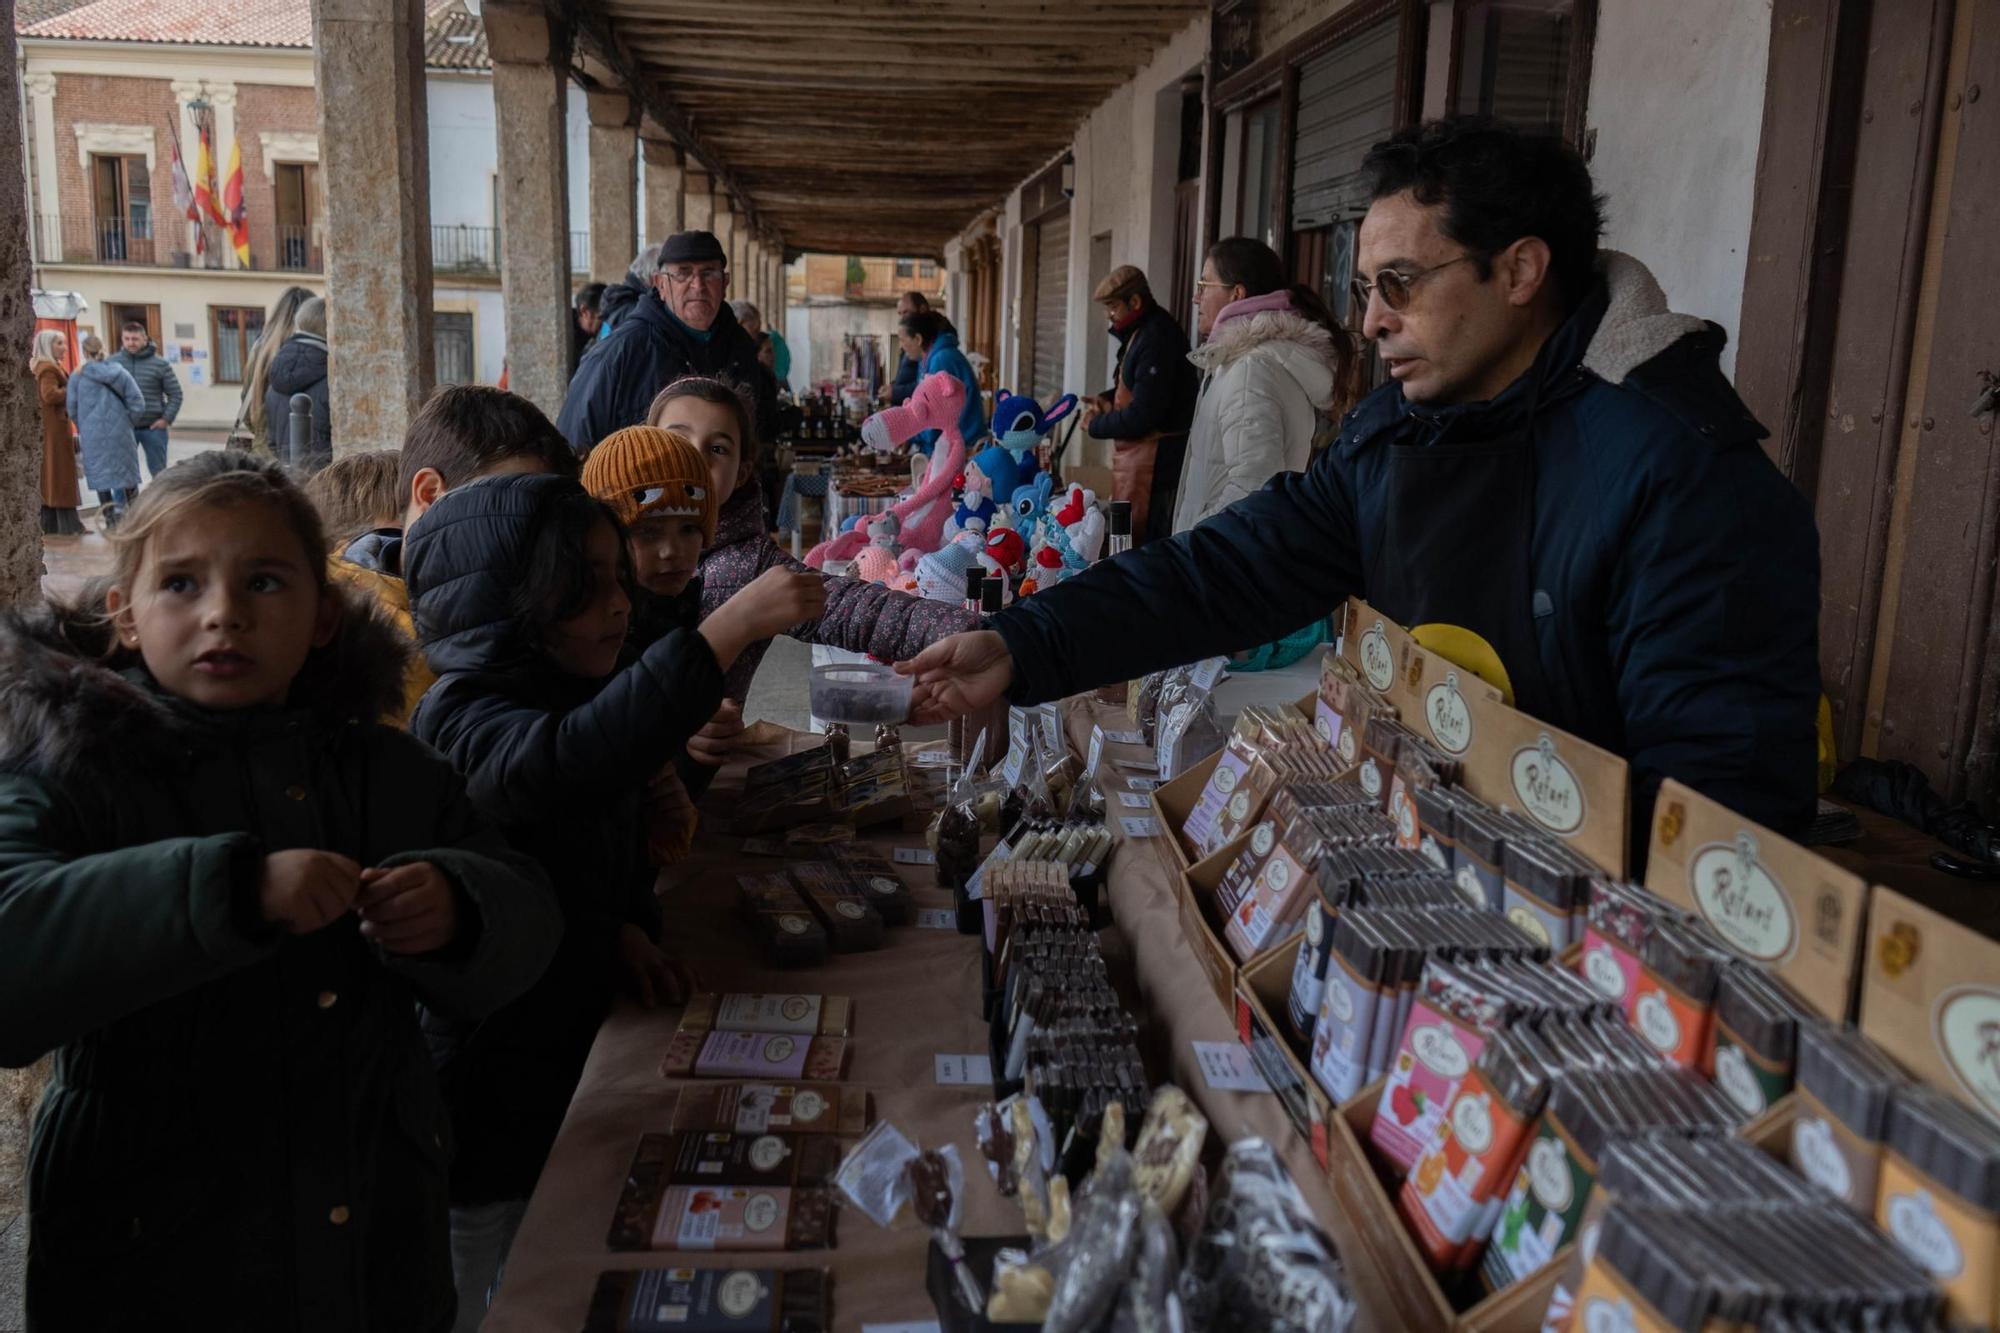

{"left": 900, "top": 116, "right": 1820, "bottom": 862}
{"left": 557, "top": 230, "right": 772, "bottom": 452}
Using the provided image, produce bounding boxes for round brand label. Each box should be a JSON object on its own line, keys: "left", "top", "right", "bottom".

{"left": 1251, "top": 822, "right": 1277, "bottom": 857}
{"left": 1932, "top": 984, "right": 2000, "bottom": 1123}
{"left": 748, "top": 1135, "right": 790, "bottom": 1171}
{"left": 1228, "top": 790, "right": 1250, "bottom": 821}
{"left": 1452, "top": 1093, "right": 1494, "bottom": 1155}
{"left": 762, "top": 1036, "right": 796, "bottom": 1063}
{"left": 1885, "top": 1189, "right": 1964, "bottom": 1279}
{"left": 1510, "top": 734, "right": 1586, "bottom": 835}
{"left": 1424, "top": 676, "right": 1474, "bottom": 756}
{"left": 717, "top": 1271, "right": 765, "bottom": 1318}
{"left": 1324, "top": 976, "right": 1355, "bottom": 1026}
{"left": 1266, "top": 858, "right": 1291, "bottom": 892}
{"left": 1360, "top": 622, "right": 1394, "bottom": 691}
{"left": 1714, "top": 1043, "right": 1766, "bottom": 1117}
{"left": 1213, "top": 764, "right": 1238, "bottom": 794}
{"left": 1420, "top": 834, "right": 1447, "bottom": 871}
{"left": 1527, "top": 1137, "right": 1573, "bottom": 1213}
{"left": 1581, "top": 1297, "right": 1636, "bottom": 1333}
{"left": 1336, "top": 728, "right": 1358, "bottom": 765}
{"left": 1689, "top": 841, "right": 1797, "bottom": 962}
{"left": 1359, "top": 760, "right": 1382, "bottom": 798}
{"left": 868, "top": 876, "right": 900, "bottom": 897}
{"left": 1582, "top": 946, "right": 1627, "bottom": 1001}
{"left": 835, "top": 899, "right": 866, "bottom": 920}
{"left": 1412, "top": 1023, "right": 1470, "bottom": 1079}
{"left": 781, "top": 996, "right": 810, "bottom": 1020}
{"left": 743, "top": 1193, "right": 781, "bottom": 1233}
{"left": 1793, "top": 1116, "right": 1852, "bottom": 1201}
{"left": 1306, "top": 904, "right": 1325, "bottom": 947}
{"left": 778, "top": 914, "right": 809, "bottom": 935}
{"left": 1454, "top": 864, "right": 1486, "bottom": 910}
{"left": 1315, "top": 714, "right": 1333, "bottom": 743}
{"left": 1506, "top": 904, "right": 1552, "bottom": 947}
{"left": 1395, "top": 796, "right": 1418, "bottom": 844}
{"left": 790, "top": 1090, "right": 825, "bottom": 1122}
{"left": 1634, "top": 991, "right": 1680, "bottom": 1054}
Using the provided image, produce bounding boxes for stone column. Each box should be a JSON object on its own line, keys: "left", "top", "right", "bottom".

{"left": 483, "top": 1, "right": 572, "bottom": 417}
{"left": 640, "top": 133, "right": 682, "bottom": 250}
{"left": 711, "top": 204, "right": 735, "bottom": 293}
{"left": 24, "top": 73, "right": 58, "bottom": 259}
{"left": 683, "top": 168, "right": 713, "bottom": 232}
{"left": 585, "top": 88, "right": 636, "bottom": 284}
{"left": 312, "top": 0, "right": 435, "bottom": 455}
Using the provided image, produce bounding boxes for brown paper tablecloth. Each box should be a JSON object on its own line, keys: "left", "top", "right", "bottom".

{"left": 484, "top": 715, "right": 1380, "bottom": 1331}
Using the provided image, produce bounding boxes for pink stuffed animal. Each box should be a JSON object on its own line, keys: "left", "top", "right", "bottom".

{"left": 804, "top": 371, "right": 970, "bottom": 570}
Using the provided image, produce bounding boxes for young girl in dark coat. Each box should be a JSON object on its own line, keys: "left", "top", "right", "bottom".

{"left": 0, "top": 450, "right": 561, "bottom": 1333}
{"left": 403, "top": 467, "right": 822, "bottom": 1328}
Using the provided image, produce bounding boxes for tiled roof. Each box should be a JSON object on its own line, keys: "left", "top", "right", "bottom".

{"left": 19, "top": 0, "right": 491, "bottom": 69}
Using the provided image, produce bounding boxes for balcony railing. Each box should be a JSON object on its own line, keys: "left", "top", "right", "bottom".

{"left": 33, "top": 214, "right": 327, "bottom": 273}
{"left": 432, "top": 225, "right": 593, "bottom": 276}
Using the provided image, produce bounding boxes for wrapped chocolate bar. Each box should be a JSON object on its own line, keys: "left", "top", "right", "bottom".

{"left": 670, "top": 1082, "right": 870, "bottom": 1137}
{"left": 1412, "top": 781, "right": 1458, "bottom": 872}
{"left": 1500, "top": 834, "right": 1598, "bottom": 951}
{"left": 788, "top": 861, "right": 886, "bottom": 952}
{"left": 1875, "top": 1083, "right": 2000, "bottom": 1326}
{"left": 679, "top": 993, "right": 853, "bottom": 1037}
{"left": 661, "top": 1029, "right": 849, "bottom": 1082}
{"left": 1627, "top": 917, "right": 1730, "bottom": 1069}
{"left": 1575, "top": 877, "right": 1674, "bottom": 1016}
{"left": 1354, "top": 715, "right": 1409, "bottom": 809}
{"left": 1221, "top": 808, "right": 1382, "bottom": 962}
{"left": 610, "top": 1134, "right": 837, "bottom": 1252}
{"left": 828, "top": 846, "right": 915, "bottom": 925}
{"left": 737, "top": 872, "right": 830, "bottom": 967}
{"left": 1706, "top": 962, "right": 1812, "bottom": 1120}
{"left": 584, "top": 1267, "right": 832, "bottom": 1333}
{"left": 743, "top": 744, "right": 835, "bottom": 798}
{"left": 1790, "top": 1020, "right": 1905, "bottom": 1213}
{"left": 1451, "top": 801, "right": 1539, "bottom": 914}
{"left": 648, "top": 1130, "right": 845, "bottom": 1188}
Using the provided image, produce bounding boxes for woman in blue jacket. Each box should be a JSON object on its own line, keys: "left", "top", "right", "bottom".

{"left": 898, "top": 310, "right": 985, "bottom": 453}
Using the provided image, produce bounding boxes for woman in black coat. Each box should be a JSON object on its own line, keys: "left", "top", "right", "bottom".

{"left": 265, "top": 295, "right": 332, "bottom": 472}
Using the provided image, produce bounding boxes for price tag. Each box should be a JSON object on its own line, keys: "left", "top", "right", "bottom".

{"left": 1102, "top": 728, "right": 1144, "bottom": 745}
{"left": 935, "top": 1053, "right": 993, "bottom": 1086}
{"left": 1116, "top": 791, "right": 1151, "bottom": 809}
{"left": 1126, "top": 776, "right": 1160, "bottom": 792}
{"left": 1037, "top": 702, "right": 1063, "bottom": 756}
{"left": 916, "top": 908, "right": 957, "bottom": 930}
{"left": 909, "top": 749, "right": 954, "bottom": 768}
{"left": 1113, "top": 755, "right": 1158, "bottom": 773}
{"left": 1189, "top": 656, "right": 1229, "bottom": 692}
{"left": 893, "top": 846, "right": 935, "bottom": 865}
{"left": 1192, "top": 1040, "right": 1271, "bottom": 1093}
{"left": 1086, "top": 725, "right": 1105, "bottom": 775}
{"left": 1119, "top": 815, "right": 1161, "bottom": 839}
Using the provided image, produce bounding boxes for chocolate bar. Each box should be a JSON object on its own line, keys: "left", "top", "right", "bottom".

{"left": 737, "top": 872, "right": 831, "bottom": 967}
{"left": 670, "top": 1082, "right": 870, "bottom": 1137}
{"left": 662, "top": 1030, "right": 849, "bottom": 1082}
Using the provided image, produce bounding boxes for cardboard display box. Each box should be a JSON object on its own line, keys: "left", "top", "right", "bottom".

{"left": 1236, "top": 933, "right": 1335, "bottom": 1170}
{"left": 1859, "top": 885, "right": 2000, "bottom": 1124}
{"left": 1646, "top": 778, "right": 1870, "bottom": 1021}
{"left": 1175, "top": 825, "right": 1254, "bottom": 1013}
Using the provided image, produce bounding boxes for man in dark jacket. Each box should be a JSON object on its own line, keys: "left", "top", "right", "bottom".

{"left": 888, "top": 290, "right": 928, "bottom": 406}
{"left": 556, "top": 230, "right": 774, "bottom": 451}
{"left": 1081, "top": 265, "right": 1198, "bottom": 544}
{"left": 901, "top": 117, "right": 1821, "bottom": 864}
{"left": 110, "top": 321, "right": 182, "bottom": 480}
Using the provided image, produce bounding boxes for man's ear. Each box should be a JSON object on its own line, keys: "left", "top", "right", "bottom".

{"left": 408, "top": 466, "right": 446, "bottom": 523}
{"left": 1502, "top": 237, "right": 1556, "bottom": 308}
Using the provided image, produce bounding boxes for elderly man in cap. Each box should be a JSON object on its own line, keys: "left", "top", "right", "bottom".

{"left": 557, "top": 229, "right": 774, "bottom": 452}
{"left": 1081, "top": 265, "right": 1198, "bottom": 543}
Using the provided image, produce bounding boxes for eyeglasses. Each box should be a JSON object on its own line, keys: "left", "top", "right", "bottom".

{"left": 663, "top": 266, "right": 726, "bottom": 286}
{"left": 1349, "top": 254, "right": 1475, "bottom": 313}
{"left": 1193, "top": 278, "right": 1231, "bottom": 293}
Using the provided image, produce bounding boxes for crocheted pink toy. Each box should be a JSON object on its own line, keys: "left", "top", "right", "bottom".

{"left": 804, "top": 371, "right": 970, "bottom": 570}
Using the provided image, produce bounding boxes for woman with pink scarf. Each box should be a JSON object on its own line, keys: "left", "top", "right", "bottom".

{"left": 1175, "top": 238, "right": 1357, "bottom": 533}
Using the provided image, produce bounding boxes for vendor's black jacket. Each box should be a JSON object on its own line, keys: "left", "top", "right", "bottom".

{"left": 406, "top": 473, "right": 726, "bottom": 1203}
{"left": 556, "top": 290, "right": 774, "bottom": 452}
{"left": 0, "top": 588, "right": 559, "bottom": 1331}
{"left": 889, "top": 348, "right": 921, "bottom": 406}
{"left": 995, "top": 253, "right": 1821, "bottom": 849}
{"left": 1086, "top": 301, "right": 1199, "bottom": 443}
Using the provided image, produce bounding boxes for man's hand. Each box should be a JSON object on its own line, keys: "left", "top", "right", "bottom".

{"left": 356, "top": 862, "right": 460, "bottom": 955}
{"left": 1079, "top": 393, "right": 1113, "bottom": 425}
{"left": 617, "top": 923, "right": 695, "bottom": 1008}
{"left": 897, "top": 630, "right": 1016, "bottom": 723}
{"left": 258, "top": 850, "right": 362, "bottom": 935}
{"left": 687, "top": 698, "right": 746, "bottom": 767}
{"left": 149, "top": 418, "right": 169, "bottom": 430}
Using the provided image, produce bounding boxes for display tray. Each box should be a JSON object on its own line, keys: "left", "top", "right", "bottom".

{"left": 926, "top": 1234, "right": 1040, "bottom": 1333}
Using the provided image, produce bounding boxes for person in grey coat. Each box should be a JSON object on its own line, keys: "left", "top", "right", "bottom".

{"left": 109, "top": 321, "right": 182, "bottom": 479}
{"left": 65, "top": 334, "right": 145, "bottom": 527}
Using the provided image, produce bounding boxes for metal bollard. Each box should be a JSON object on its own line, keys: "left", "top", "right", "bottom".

{"left": 287, "top": 393, "right": 313, "bottom": 470}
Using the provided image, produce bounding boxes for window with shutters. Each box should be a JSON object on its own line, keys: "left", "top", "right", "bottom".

{"left": 1451, "top": 0, "right": 1593, "bottom": 141}
{"left": 90, "top": 153, "right": 153, "bottom": 263}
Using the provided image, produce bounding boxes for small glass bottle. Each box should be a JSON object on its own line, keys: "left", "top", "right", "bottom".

{"left": 1106, "top": 500, "right": 1132, "bottom": 559}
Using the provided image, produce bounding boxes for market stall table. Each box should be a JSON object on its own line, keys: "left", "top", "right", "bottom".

{"left": 483, "top": 717, "right": 1377, "bottom": 1331}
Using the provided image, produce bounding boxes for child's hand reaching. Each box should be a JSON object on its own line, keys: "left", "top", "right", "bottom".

{"left": 617, "top": 923, "right": 695, "bottom": 1008}
{"left": 258, "top": 850, "right": 363, "bottom": 935}
{"left": 356, "top": 862, "right": 460, "bottom": 955}
{"left": 699, "top": 569, "right": 828, "bottom": 670}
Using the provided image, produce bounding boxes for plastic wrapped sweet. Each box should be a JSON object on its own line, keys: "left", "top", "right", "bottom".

{"left": 1042, "top": 1151, "right": 1143, "bottom": 1333}
{"left": 1178, "top": 1139, "right": 1356, "bottom": 1333}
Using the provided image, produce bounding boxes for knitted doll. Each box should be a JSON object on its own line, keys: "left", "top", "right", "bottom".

{"left": 852, "top": 512, "right": 903, "bottom": 585}
{"left": 990, "top": 390, "right": 1078, "bottom": 478}
{"left": 944, "top": 463, "right": 997, "bottom": 542}
{"left": 804, "top": 371, "right": 970, "bottom": 569}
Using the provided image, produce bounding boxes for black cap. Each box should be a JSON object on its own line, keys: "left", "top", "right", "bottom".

{"left": 980, "top": 579, "right": 1004, "bottom": 614}
{"left": 1108, "top": 501, "right": 1132, "bottom": 536}
{"left": 964, "top": 567, "right": 985, "bottom": 599}
{"left": 659, "top": 230, "right": 726, "bottom": 267}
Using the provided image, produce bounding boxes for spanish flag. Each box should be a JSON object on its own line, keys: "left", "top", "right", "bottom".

{"left": 194, "top": 122, "right": 226, "bottom": 228}
{"left": 222, "top": 138, "right": 249, "bottom": 266}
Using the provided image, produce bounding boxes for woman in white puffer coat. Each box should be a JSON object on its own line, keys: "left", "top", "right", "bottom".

{"left": 1173, "top": 237, "right": 1358, "bottom": 534}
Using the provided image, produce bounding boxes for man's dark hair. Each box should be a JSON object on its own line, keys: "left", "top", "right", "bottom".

{"left": 399, "top": 384, "right": 580, "bottom": 499}
{"left": 1362, "top": 116, "right": 1606, "bottom": 308}
{"left": 576, "top": 281, "right": 607, "bottom": 314}
{"left": 900, "top": 291, "right": 930, "bottom": 312}
{"left": 120, "top": 320, "right": 146, "bottom": 335}
{"left": 900, "top": 310, "right": 948, "bottom": 348}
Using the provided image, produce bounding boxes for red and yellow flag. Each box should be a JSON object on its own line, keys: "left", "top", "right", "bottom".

{"left": 222, "top": 137, "right": 249, "bottom": 266}
{"left": 193, "top": 122, "right": 226, "bottom": 228}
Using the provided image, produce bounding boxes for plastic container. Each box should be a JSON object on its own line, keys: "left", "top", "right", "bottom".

{"left": 810, "top": 662, "right": 913, "bottom": 725}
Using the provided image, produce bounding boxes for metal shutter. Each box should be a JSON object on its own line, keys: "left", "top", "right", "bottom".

{"left": 1031, "top": 206, "right": 1069, "bottom": 403}
{"left": 1289, "top": 17, "right": 1399, "bottom": 230}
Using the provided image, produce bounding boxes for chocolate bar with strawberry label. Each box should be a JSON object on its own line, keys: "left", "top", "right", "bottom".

{"left": 609, "top": 1135, "right": 837, "bottom": 1252}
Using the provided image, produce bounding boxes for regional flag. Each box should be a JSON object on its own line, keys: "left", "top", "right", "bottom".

{"left": 194, "top": 123, "right": 227, "bottom": 228}
{"left": 223, "top": 138, "right": 250, "bottom": 266}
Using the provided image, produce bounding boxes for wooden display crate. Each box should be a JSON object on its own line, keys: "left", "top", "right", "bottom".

{"left": 1235, "top": 933, "right": 1334, "bottom": 1170}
